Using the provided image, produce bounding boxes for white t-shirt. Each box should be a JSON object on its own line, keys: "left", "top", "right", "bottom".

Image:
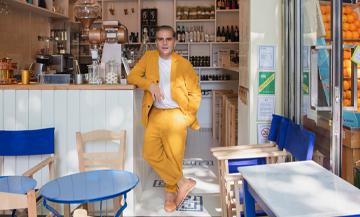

{"left": 153, "top": 57, "right": 180, "bottom": 109}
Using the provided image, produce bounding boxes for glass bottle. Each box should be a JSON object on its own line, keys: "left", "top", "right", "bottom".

{"left": 226, "top": 26, "right": 231, "bottom": 42}
{"left": 210, "top": 30, "right": 215, "bottom": 42}
{"left": 185, "top": 27, "right": 189, "bottom": 42}
{"left": 231, "top": 25, "right": 235, "bottom": 42}
{"left": 200, "top": 26, "right": 205, "bottom": 42}
{"left": 177, "top": 26, "right": 181, "bottom": 41}
{"left": 190, "top": 26, "right": 194, "bottom": 42}
{"left": 221, "top": 26, "right": 226, "bottom": 42}
{"left": 197, "top": 25, "right": 200, "bottom": 42}
{"left": 205, "top": 30, "right": 209, "bottom": 42}
{"left": 235, "top": 25, "right": 239, "bottom": 41}
{"left": 216, "top": 27, "right": 221, "bottom": 42}
{"left": 181, "top": 26, "right": 185, "bottom": 42}
{"left": 193, "top": 26, "right": 197, "bottom": 42}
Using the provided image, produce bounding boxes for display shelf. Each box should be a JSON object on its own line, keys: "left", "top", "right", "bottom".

{"left": 216, "top": 9, "right": 239, "bottom": 12}
{"left": 200, "top": 80, "right": 238, "bottom": 83}
{"left": 325, "top": 38, "right": 360, "bottom": 42}
{"left": 2, "top": 0, "right": 69, "bottom": 19}
{"left": 176, "top": 19, "right": 215, "bottom": 22}
{"left": 222, "top": 66, "right": 239, "bottom": 72}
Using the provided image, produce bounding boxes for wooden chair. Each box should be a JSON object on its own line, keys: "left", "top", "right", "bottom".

{"left": 73, "top": 130, "right": 126, "bottom": 217}
{"left": 0, "top": 128, "right": 58, "bottom": 217}
{"left": 0, "top": 190, "right": 37, "bottom": 217}
{"left": 210, "top": 114, "right": 290, "bottom": 217}
{"left": 219, "top": 92, "right": 238, "bottom": 146}
{"left": 212, "top": 90, "right": 234, "bottom": 140}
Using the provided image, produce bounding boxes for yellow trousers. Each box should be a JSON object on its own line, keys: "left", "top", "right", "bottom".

{"left": 143, "top": 107, "right": 187, "bottom": 193}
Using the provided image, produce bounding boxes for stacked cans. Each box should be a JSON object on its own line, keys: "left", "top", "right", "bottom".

{"left": 141, "top": 8, "right": 158, "bottom": 42}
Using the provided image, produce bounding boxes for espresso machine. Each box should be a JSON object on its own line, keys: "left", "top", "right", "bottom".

{"left": 50, "top": 54, "right": 74, "bottom": 74}
{"left": 34, "top": 54, "right": 50, "bottom": 75}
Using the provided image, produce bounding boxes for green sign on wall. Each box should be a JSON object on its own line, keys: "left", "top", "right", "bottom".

{"left": 258, "top": 71, "right": 275, "bottom": 94}
{"left": 303, "top": 72, "right": 309, "bottom": 95}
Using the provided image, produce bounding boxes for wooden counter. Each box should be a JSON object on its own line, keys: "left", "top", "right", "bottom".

{"left": 0, "top": 82, "right": 137, "bottom": 90}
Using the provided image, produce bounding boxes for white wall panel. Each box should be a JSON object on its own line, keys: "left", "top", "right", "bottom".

{"left": 3, "top": 90, "right": 16, "bottom": 176}
{"left": 15, "top": 90, "right": 29, "bottom": 176}
{"left": 67, "top": 90, "right": 80, "bottom": 175}
{"left": 28, "top": 90, "right": 45, "bottom": 214}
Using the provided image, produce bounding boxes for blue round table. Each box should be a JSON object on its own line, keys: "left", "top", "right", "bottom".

{"left": 40, "top": 170, "right": 139, "bottom": 217}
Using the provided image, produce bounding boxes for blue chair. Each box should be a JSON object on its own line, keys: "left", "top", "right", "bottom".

{"left": 211, "top": 114, "right": 291, "bottom": 217}
{"left": 0, "top": 128, "right": 58, "bottom": 216}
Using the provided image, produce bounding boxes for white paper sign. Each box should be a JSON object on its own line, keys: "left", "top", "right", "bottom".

{"left": 303, "top": 96, "right": 311, "bottom": 117}
{"left": 258, "top": 45, "right": 275, "bottom": 69}
{"left": 303, "top": 46, "right": 310, "bottom": 69}
{"left": 257, "top": 97, "right": 275, "bottom": 121}
{"left": 257, "top": 123, "right": 271, "bottom": 144}
{"left": 351, "top": 45, "right": 360, "bottom": 65}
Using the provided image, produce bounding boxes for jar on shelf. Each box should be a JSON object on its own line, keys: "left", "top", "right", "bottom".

{"left": 196, "top": 6, "right": 202, "bottom": 19}
{"left": 190, "top": 7, "right": 197, "bottom": 19}
{"left": 210, "top": 5, "right": 215, "bottom": 19}
{"left": 105, "top": 59, "right": 119, "bottom": 84}
{"left": 176, "top": 6, "right": 183, "bottom": 20}
{"left": 182, "top": 7, "right": 189, "bottom": 20}
{"left": 88, "top": 61, "right": 101, "bottom": 84}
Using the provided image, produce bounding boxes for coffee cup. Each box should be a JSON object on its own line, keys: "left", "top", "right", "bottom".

{"left": 74, "top": 74, "right": 84, "bottom": 85}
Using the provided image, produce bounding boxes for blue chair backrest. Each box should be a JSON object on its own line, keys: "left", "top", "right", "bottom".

{"left": 276, "top": 118, "right": 292, "bottom": 150}
{"left": 268, "top": 114, "right": 290, "bottom": 142}
{"left": 0, "top": 128, "right": 55, "bottom": 156}
{"left": 283, "top": 122, "right": 315, "bottom": 161}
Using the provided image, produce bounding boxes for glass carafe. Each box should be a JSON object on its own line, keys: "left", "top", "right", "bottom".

{"left": 88, "top": 61, "right": 101, "bottom": 84}
{"left": 105, "top": 59, "right": 119, "bottom": 84}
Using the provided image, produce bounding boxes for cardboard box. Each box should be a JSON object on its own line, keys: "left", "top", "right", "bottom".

{"left": 218, "top": 49, "right": 230, "bottom": 67}
{"left": 212, "top": 49, "right": 219, "bottom": 67}
{"left": 230, "top": 50, "right": 239, "bottom": 67}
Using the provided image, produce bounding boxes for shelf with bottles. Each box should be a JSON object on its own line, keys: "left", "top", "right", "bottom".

{"left": 215, "top": 25, "right": 239, "bottom": 43}
{"left": 175, "top": 5, "right": 215, "bottom": 21}
{"left": 176, "top": 19, "right": 215, "bottom": 22}
{"left": 216, "top": 9, "right": 239, "bottom": 12}
{"left": 215, "top": 0, "right": 239, "bottom": 11}
{"left": 176, "top": 25, "right": 216, "bottom": 43}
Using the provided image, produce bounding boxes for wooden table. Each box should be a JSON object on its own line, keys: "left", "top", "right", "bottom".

{"left": 238, "top": 161, "right": 360, "bottom": 217}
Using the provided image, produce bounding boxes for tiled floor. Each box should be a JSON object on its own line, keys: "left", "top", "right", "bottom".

{"left": 134, "top": 128, "right": 222, "bottom": 217}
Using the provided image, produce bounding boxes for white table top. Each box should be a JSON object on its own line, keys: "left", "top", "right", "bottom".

{"left": 238, "top": 161, "right": 360, "bottom": 217}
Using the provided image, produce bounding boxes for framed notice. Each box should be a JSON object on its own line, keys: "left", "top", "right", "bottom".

{"left": 351, "top": 46, "right": 360, "bottom": 65}
{"left": 303, "top": 46, "right": 310, "bottom": 69}
{"left": 257, "top": 123, "right": 271, "bottom": 144}
{"left": 257, "top": 97, "right": 275, "bottom": 121}
{"left": 258, "top": 71, "right": 275, "bottom": 94}
{"left": 258, "top": 45, "right": 275, "bottom": 69}
{"left": 303, "top": 71, "right": 310, "bottom": 95}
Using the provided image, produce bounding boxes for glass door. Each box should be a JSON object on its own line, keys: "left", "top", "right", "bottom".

{"left": 286, "top": 0, "right": 358, "bottom": 176}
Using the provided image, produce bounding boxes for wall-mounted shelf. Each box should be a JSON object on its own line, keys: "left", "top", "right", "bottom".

{"left": 2, "top": 0, "right": 69, "bottom": 19}
{"left": 176, "top": 19, "right": 215, "bottom": 22}
{"left": 216, "top": 9, "right": 239, "bottom": 12}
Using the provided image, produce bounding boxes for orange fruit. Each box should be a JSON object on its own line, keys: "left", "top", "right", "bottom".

{"left": 346, "top": 31, "right": 353, "bottom": 39}
{"left": 343, "top": 7, "right": 346, "bottom": 14}
{"left": 344, "top": 99, "right": 351, "bottom": 106}
{"left": 358, "top": 89, "right": 360, "bottom": 96}
{"left": 348, "top": 68, "right": 352, "bottom": 78}
{"left": 357, "top": 107, "right": 360, "bottom": 112}
{"left": 324, "top": 22, "right": 330, "bottom": 30}
{"left": 350, "top": 23, "right": 357, "bottom": 31}
{"left": 326, "top": 5, "right": 331, "bottom": 14}
{"left": 356, "top": 28, "right": 360, "bottom": 36}
{"left": 344, "top": 16, "right": 348, "bottom": 23}
{"left": 344, "top": 31, "right": 347, "bottom": 38}
{"left": 358, "top": 98, "right": 360, "bottom": 107}
{"left": 326, "top": 14, "right": 331, "bottom": 22}
{"left": 344, "top": 80, "right": 351, "bottom": 90}
{"left": 348, "top": 14, "right": 355, "bottom": 23}
{"left": 344, "top": 51, "right": 351, "bottom": 59}
{"left": 358, "top": 80, "right": 360, "bottom": 89}
{"left": 320, "top": 6, "right": 326, "bottom": 14}
{"left": 346, "top": 90, "right": 352, "bottom": 99}
{"left": 354, "top": 20, "right": 360, "bottom": 28}
{"left": 322, "top": 14, "right": 327, "bottom": 22}
{"left": 344, "top": 23, "right": 350, "bottom": 31}
{"left": 345, "top": 59, "right": 352, "bottom": 68}
{"left": 344, "top": 69, "right": 348, "bottom": 77}
{"left": 345, "top": 6, "right": 353, "bottom": 15}
{"left": 326, "top": 30, "right": 331, "bottom": 38}
{"left": 351, "top": 11, "right": 359, "bottom": 20}
{"left": 353, "top": 31, "right": 360, "bottom": 39}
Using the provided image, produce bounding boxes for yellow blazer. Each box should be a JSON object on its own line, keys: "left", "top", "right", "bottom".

{"left": 127, "top": 50, "right": 202, "bottom": 130}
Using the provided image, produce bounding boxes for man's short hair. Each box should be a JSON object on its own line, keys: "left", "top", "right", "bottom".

{"left": 155, "top": 25, "right": 176, "bottom": 40}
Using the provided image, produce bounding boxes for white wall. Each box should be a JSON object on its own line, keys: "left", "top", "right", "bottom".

{"left": 0, "top": 89, "right": 147, "bottom": 216}
{"left": 238, "top": 0, "right": 283, "bottom": 145}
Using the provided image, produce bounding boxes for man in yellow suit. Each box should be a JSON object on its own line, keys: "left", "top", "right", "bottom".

{"left": 127, "top": 25, "right": 201, "bottom": 212}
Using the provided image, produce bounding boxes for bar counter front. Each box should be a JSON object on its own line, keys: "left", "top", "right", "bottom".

{"left": 0, "top": 83, "right": 150, "bottom": 216}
